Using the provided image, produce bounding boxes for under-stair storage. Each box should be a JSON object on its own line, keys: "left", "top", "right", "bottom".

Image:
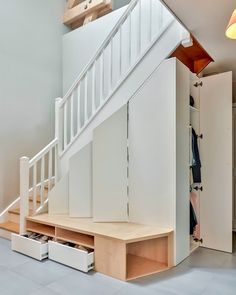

{"left": 49, "top": 241, "right": 94, "bottom": 273}
{"left": 26, "top": 220, "right": 55, "bottom": 237}
{"left": 11, "top": 233, "right": 49, "bottom": 261}
{"left": 126, "top": 237, "right": 169, "bottom": 280}
{"left": 55, "top": 228, "right": 94, "bottom": 249}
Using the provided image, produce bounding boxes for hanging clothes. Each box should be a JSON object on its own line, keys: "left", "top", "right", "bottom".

{"left": 190, "top": 191, "right": 200, "bottom": 240}
{"left": 191, "top": 128, "right": 201, "bottom": 183}
{"left": 190, "top": 201, "right": 198, "bottom": 235}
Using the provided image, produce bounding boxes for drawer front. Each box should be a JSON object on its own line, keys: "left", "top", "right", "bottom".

{"left": 11, "top": 233, "right": 48, "bottom": 261}
{"left": 49, "top": 241, "right": 94, "bottom": 272}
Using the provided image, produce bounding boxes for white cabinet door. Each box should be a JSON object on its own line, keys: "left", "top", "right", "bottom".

{"left": 200, "top": 72, "right": 232, "bottom": 253}
{"left": 93, "top": 105, "right": 128, "bottom": 222}
{"left": 233, "top": 107, "right": 236, "bottom": 231}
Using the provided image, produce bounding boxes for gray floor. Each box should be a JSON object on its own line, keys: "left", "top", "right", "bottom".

{"left": 0, "top": 236, "right": 236, "bottom": 295}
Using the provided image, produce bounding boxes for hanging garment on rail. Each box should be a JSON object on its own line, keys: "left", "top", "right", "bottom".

{"left": 191, "top": 128, "right": 201, "bottom": 183}
{"left": 190, "top": 192, "right": 200, "bottom": 240}
{"left": 190, "top": 201, "right": 198, "bottom": 235}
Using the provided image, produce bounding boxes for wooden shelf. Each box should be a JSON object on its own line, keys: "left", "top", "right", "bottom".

{"left": 56, "top": 228, "right": 94, "bottom": 249}
{"left": 26, "top": 221, "right": 55, "bottom": 237}
{"left": 126, "top": 254, "right": 168, "bottom": 280}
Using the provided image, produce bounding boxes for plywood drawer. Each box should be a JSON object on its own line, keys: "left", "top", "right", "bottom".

{"left": 11, "top": 233, "right": 48, "bottom": 261}
{"left": 48, "top": 241, "right": 94, "bottom": 272}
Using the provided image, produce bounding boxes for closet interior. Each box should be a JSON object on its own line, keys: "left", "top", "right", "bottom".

{"left": 189, "top": 75, "right": 202, "bottom": 253}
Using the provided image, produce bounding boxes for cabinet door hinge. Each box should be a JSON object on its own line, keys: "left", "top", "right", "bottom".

{"left": 194, "top": 81, "right": 203, "bottom": 88}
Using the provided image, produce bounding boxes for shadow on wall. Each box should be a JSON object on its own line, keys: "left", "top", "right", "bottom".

{"left": 233, "top": 82, "right": 236, "bottom": 103}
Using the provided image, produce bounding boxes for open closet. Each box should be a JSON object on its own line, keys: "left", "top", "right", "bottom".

{"left": 91, "top": 57, "right": 233, "bottom": 266}
{"left": 190, "top": 72, "right": 232, "bottom": 253}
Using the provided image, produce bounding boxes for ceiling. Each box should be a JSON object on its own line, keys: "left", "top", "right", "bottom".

{"left": 162, "top": 0, "right": 236, "bottom": 81}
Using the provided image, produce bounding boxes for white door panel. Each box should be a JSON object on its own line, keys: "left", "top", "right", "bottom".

{"left": 200, "top": 72, "right": 232, "bottom": 253}
{"left": 93, "top": 105, "right": 128, "bottom": 222}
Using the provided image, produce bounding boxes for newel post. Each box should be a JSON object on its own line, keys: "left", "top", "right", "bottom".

{"left": 55, "top": 97, "right": 62, "bottom": 140}
{"left": 55, "top": 97, "right": 62, "bottom": 181}
{"left": 19, "top": 156, "right": 29, "bottom": 235}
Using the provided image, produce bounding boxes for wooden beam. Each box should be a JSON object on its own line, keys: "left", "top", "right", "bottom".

{"left": 83, "top": 12, "right": 98, "bottom": 25}
{"left": 67, "top": 0, "right": 83, "bottom": 9}
{"left": 64, "top": 0, "right": 109, "bottom": 25}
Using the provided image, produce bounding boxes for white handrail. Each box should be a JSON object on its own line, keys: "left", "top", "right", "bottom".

{"left": 60, "top": 0, "right": 139, "bottom": 107}
{"left": 29, "top": 138, "right": 58, "bottom": 167}
{"left": 59, "top": 0, "right": 175, "bottom": 154}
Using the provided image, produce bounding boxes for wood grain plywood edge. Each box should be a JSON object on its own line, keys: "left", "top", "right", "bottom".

{"left": 95, "top": 236, "right": 126, "bottom": 281}
{"left": 27, "top": 214, "right": 173, "bottom": 242}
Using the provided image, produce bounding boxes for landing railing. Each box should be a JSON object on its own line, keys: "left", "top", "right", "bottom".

{"left": 58, "top": 0, "right": 174, "bottom": 155}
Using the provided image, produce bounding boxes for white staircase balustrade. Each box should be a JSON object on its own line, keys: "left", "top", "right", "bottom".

{"left": 58, "top": 0, "right": 174, "bottom": 155}
{"left": 16, "top": 0, "right": 189, "bottom": 234}
{"left": 19, "top": 98, "right": 62, "bottom": 234}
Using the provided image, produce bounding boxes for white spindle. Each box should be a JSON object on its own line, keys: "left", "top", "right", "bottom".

{"left": 55, "top": 145, "right": 58, "bottom": 182}
{"left": 99, "top": 53, "right": 104, "bottom": 102}
{"left": 149, "top": 0, "right": 153, "bottom": 41}
{"left": 48, "top": 149, "right": 52, "bottom": 191}
{"left": 55, "top": 98, "right": 62, "bottom": 139}
{"left": 138, "top": 0, "right": 142, "bottom": 55}
{"left": 33, "top": 164, "right": 37, "bottom": 214}
{"left": 110, "top": 39, "right": 113, "bottom": 92}
{"left": 91, "top": 63, "right": 96, "bottom": 113}
{"left": 63, "top": 101, "right": 68, "bottom": 149}
{"left": 77, "top": 84, "right": 81, "bottom": 132}
{"left": 84, "top": 75, "right": 88, "bottom": 122}
{"left": 19, "top": 157, "right": 29, "bottom": 235}
{"left": 128, "top": 14, "right": 132, "bottom": 66}
{"left": 119, "top": 26, "right": 123, "bottom": 78}
{"left": 40, "top": 157, "right": 45, "bottom": 205}
{"left": 70, "top": 93, "right": 74, "bottom": 140}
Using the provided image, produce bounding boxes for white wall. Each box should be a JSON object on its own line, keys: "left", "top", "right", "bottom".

{"left": 62, "top": 6, "right": 127, "bottom": 94}
{"left": 0, "top": 0, "right": 68, "bottom": 211}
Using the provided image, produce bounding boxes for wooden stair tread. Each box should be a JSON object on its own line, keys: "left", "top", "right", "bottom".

{"left": 29, "top": 195, "right": 48, "bottom": 203}
{"left": 0, "top": 221, "right": 19, "bottom": 233}
{"left": 8, "top": 208, "right": 33, "bottom": 216}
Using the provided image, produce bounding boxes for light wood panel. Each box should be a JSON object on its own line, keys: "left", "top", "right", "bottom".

{"left": 26, "top": 214, "right": 173, "bottom": 242}
{"left": 0, "top": 221, "right": 19, "bottom": 234}
{"left": 126, "top": 254, "right": 169, "bottom": 280}
{"left": 26, "top": 220, "right": 55, "bottom": 237}
{"left": 56, "top": 228, "right": 94, "bottom": 249}
{"left": 64, "top": 0, "right": 108, "bottom": 25}
{"left": 127, "top": 237, "right": 168, "bottom": 264}
{"left": 95, "top": 236, "right": 126, "bottom": 281}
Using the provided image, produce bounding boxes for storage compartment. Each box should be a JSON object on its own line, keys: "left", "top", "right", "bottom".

{"left": 56, "top": 228, "right": 94, "bottom": 249}
{"left": 48, "top": 241, "right": 94, "bottom": 272}
{"left": 26, "top": 220, "right": 55, "bottom": 237}
{"left": 11, "top": 233, "right": 48, "bottom": 261}
{"left": 126, "top": 237, "right": 169, "bottom": 280}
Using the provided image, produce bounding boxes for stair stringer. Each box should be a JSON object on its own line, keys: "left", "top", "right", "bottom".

{"left": 59, "top": 19, "right": 188, "bottom": 176}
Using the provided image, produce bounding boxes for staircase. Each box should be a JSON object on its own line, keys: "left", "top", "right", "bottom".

{"left": 0, "top": 0, "right": 190, "bottom": 237}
